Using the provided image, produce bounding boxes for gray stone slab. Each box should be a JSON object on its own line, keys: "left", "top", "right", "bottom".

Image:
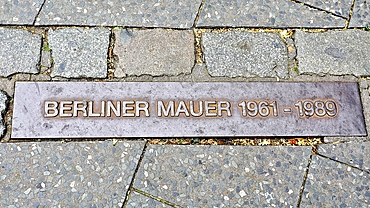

{"left": 35, "top": 0, "right": 201, "bottom": 28}
{"left": 0, "top": 141, "right": 145, "bottom": 207}
{"left": 298, "top": 0, "right": 352, "bottom": 17}
{"left": 202, "top": 31, "right": 288, "bottom": 78}
{"left": 0, "top": 91, "right": 7, "bottom": 138}
{"left": 296, "top": 30, "right": 370, "bottom": 76}
{"left": 318, "top": 142, "right": 370, "bottom": 172}
{"left": 0, "top": 1, "right": 43, "bottom": 25}
{"left": 127, "top": 191, "right": 171, "bottom": 208}
{"left": 48, "top": 28, "right": 110, "bottom": 78}
{"left": 349, "top": 0, "right": 370, "bottom": 27}
{"left": 197, "top": 0, "right": 345, "bottom": 27}
{"left": 12, "top": 82, "right": 366, "bottom": 138}
{"left": 133, "top": 145, "right": 311, "bottom": 207}
{"left": 0, "top": 28, "right": 41, "bottom": 77}
{"left": 301, "top": 156, "right": 370, "bottom": 207}
{"left": 113, "top": 29, "right": 194, "bottom": 77}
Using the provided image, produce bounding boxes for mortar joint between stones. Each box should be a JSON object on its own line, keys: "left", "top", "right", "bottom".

{"left": 193, "top": 0, "right": 206, "bottom": 28}
{"left": 345, "top": 0, "right": 357, "bottom": 29}
{"left": 107, "top": 28, "right": 116, "bottom": 79}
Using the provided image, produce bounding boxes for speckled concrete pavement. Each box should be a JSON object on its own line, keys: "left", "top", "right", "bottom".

{"left": 1, "top": 0, "right": 370, "bottom": 207}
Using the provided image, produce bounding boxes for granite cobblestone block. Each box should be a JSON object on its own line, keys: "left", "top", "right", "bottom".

{"left": 295, "top": 30, "right": 370, "bottom": 76}
{"left": 0, "top": 28, "right": 41, "bottom": 77}
{"left": 113, "top": 29, "right": 194, "bottom": 77}
{"left": 35, "top": 0, "right": 201, "bottom": 28}
{"left": 197, "top": 0, "right": 345, "bottom": 27}
{"left": 48, "top": 28, "right": 110, "bottom": 78}
{"left": 202, "top": 31, "right": 288, "bottom": 78}
{"left": 0, "top": 1, "right": 44, "bottom": 25}
{"left": 134, "top": 145, "right": 311, "bottom": 207}
{"left": 0, "top": 141, "right": 145, "bottom": 207}
{"left": 301, "top": 156, "right": 370, "bottom": 206}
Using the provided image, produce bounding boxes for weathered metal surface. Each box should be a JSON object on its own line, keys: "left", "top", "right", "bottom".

{"left": 12, "top": 82, "right": 366, "bottom": 138}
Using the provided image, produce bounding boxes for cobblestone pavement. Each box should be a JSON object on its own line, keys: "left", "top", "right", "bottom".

{"left": 1, "top": 0, "right": 370, "bottom": 207}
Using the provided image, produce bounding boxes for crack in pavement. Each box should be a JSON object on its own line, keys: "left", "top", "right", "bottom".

{"left": 131, "top": 188, "right": 183, "bottom": 207}
{"left": 317, "top": 152, "right": 370, "bottom": 174}
{"left": 122, "top": 140, "right": 149, "bottom": 207}
{"left": 291, "top": 0, "right": 348, "bottom": 20}
{"left": 296, "top": 147, "right": 314, "bottom": 208}
{"left": 32, "top": 0, "right": 47, "bottom": 25}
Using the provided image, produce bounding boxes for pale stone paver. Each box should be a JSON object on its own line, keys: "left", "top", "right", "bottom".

{"left": 301, "top": 155, "right": 370, "bottom": 207}
{"left": 0, "top": 1, "right": 43, "bottom": 25}
{"left": 298, "top": 0, "right": 352, "bottom": 17}
{"left": 197, "top": 0, "right": 345, "bottom": 27}
{"left": 349, "top": 0, "right": 370, "bottom": 27}
{"left": 202, "top": 31, "right": 288, "bottom": 78}
{"left": 295, "top": 30, "right": 370, "bottom": 76}
{"left": 35, "top": 0, "right": 201, "bottom": 28}
{"left": 0, "top": 141, "right": 145, "bottom": 207}
{"left": 0, "top": 28, "right": 41, "bottom": 77}
{"left": 48, "top": 28, "right": 110, "bottom": 78}
{"left": 113, "top": 29, "right": 194, "bottom": 77}
{"left": 318, "top": 142, "right": 370, "bottom": 172}
{"left": 134, "top": 145, "right": 311, "bottom": 207}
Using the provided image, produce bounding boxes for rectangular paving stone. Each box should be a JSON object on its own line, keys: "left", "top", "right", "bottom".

{"left": 0, "top": 28, "right": 41, "bottom": 77}
{"left": 0, "top": 141, "right": 145, "bottom": 207}
{"left": 12, "top": 82, "right": 366, "bottom": 138}
{"left": 48, "top": 28, "right": 110, "bottom": 78}
{"left": 0, "top": 1, "right": 43, "bottom": 25}
{"left": 298, "top": 0, "right": 352, "bottom": 18}
{"left": 202, "top": 31, "right": 288, "bottom": 78}
{"left": 296, "top": 30, "right": 370, "bottom": 76}
{"left": 349, "top": 0, "right": 370, "bottom": 27}
{"left": 35, "top": 0, "right": 201, "bottom": 28}
{"left": 113, "top": 29, "right": 194, "bottom": 77}
{"left": 301, "top": 155, "right": 370, "bottom": 207}
{"left": 133, "top": 145, "right": 312, "bottom": 207}
{"left": 318, "top": 142, "right": 370, "bottom": 172}
{"left": 197, "top": 0, "right": 345, "bottom": 27}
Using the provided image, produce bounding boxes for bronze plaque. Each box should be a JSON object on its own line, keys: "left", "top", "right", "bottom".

{"left": 12, "top": 82, "right": 366, "bottom": 138}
